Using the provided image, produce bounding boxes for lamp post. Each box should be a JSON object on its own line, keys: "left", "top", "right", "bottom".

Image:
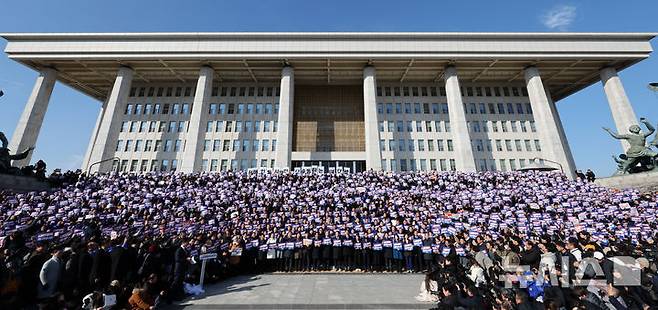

{"left": 532, "top": 157, "right": 564, "bottom": 174}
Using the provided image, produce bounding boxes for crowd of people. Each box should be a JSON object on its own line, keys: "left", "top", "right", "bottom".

{"left": 0, "top": 169, "right": 657, "bottom": 309}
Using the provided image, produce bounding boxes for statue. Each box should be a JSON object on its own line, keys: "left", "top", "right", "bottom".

{"left": 0, "top": 131, "right": 35, "bottom": 175}
{"left": 603, "top": 117, "right": 658, "bottom": 175}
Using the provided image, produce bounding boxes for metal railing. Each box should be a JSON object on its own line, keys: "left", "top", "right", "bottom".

{"left": 86, "top": 157, "right": 120, "bottom": 174}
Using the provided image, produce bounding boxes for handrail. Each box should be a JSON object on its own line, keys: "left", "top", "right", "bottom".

{"left": 86, "top": 157, "right": 120, "bottom": 174}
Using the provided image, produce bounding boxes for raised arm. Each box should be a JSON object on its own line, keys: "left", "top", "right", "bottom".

{"left": 602, "top": 127, "right": 623, "bottom": 140}
{"left": 8, "top": 146, "right": 34, "bottom": 161}
{"left": 0, "top": 132, "right": 7, "bottom": 148}
{"left": 640, "top": 118, "right": 655, "bottom": 137}
{"left": 612, "top": 155, "right": 623, "bottom": 164}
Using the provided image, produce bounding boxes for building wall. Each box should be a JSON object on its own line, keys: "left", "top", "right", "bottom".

{"left": 108, "top": 82, "right": 542, "bottom": 173}
{"left": 376, "top": 83, "right": 542, "bottom": 172}
{"left": 112, "top": 83, "right": 280, "bottom": 173}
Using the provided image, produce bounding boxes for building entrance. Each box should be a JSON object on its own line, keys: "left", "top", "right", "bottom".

{"left": 291, "top": 160, "right": 366, "bottom": 173}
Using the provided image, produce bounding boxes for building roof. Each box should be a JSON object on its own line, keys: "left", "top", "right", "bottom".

{"left": 1, "top": 32, "right": 655, "bottom": 101}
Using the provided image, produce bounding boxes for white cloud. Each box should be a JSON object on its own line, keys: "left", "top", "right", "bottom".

{"left": 542, "top": 5, "right": 577, "bottom": 31}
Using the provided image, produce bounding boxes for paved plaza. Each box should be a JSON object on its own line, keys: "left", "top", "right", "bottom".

{"left": 174, "top": 273, "right": 431, "bottom": 309}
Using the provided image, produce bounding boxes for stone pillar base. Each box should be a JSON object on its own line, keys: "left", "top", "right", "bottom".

{"left": 594, "top": 171, "right": 658, "bottom": 193}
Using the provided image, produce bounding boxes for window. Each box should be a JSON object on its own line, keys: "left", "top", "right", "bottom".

{"left": 505, "top": 140, "right": 512, "bottom": 152}
{"left": 206, "top": 121, "right": 214, "bottom": 132}
{"left": 437, "top": 140, "right": 444, "bottom": 152}
{"left": 262, "top": 140, "right": 270, "bottom": 151}
{"left": 414, "top": 103, "right": 421, "bottom": 113}
{"left": 377, "top": 103, "right": 384, "bottom": 114}
{"left": 386, "top": 103, "right": 393, "bottom": 114}
{"left": 154, "top": 104, "right": 161, "bottom": 114}
{"left": 164, "top": 140, "right": 172, "bottom": 152}
{"left": 514, "top": 140, "right": 522, "bottom": 152}
{"left": 129, "top": 122, "right": 137, "bottom": 133}
{"left": 496, "top": 140, "right": 503, "bottom": 152}
{"left": 172, "top": 104, "right": 180, "bottom": 115}
{"left": 418, "top": 139, "right": 425, "bottom": 151}
{"left": 134, "top": 140, "right": 142, "bottom": 152}
{"left": 398, "top": 139, "right": 405, "bottom": 152}
{"left": 124, "top": 140, "right": 132, "bottom": 152}
{"left": 116, "top": 140, "right": 123, "bottom": 152}
{"left": 168, "top": 122, "right": 176, "bottom": 133}
{"left": 396, "top": 121, "right": 404, "bottom": 132}
{"left": 379, "top": 121, "right": 385, "bottom": 132}
{"left": 154, "top": 140, "right": 162, "bottom": 152}
{"left": 395, "top": 103, "right": 402, "bottom": 114}
{"left": 404, "top": 103, "right": 412, "bottom": 113}
{"left": 510, "top": 159, "right": 517, "bottom": 170}
{"left": 447, "top": 140, "right": 454, "bottom": 152}
{"left": 524, "top": 140, "right": 532, "bottom": 152}
{"left": 161, "top": 160, "right": 169, "bottom": 172}
{"left": 209, "top": 103, "right": 217, "bottom": 114}
{"left": 408, "top": 139, "right": 414, "bottom": 151}
{"left": 530, "top": 121, "right": 537, "bottom": 132}
{"left": 203, "top": 140, "right": 210, "bottom": 151}
{"left": 125, "top": 104, "right": 133, "bottom": 115}
{"left": 499, "top": 159, "right": 507, "bottom": 171}
{"left": 497, "top": 103, "right": 505, "bottom": 114}
{"left": 215, "top": 121, "right": 223, "bottom": 132}
{"left": 175, "top": 140, "right": 182, "bottom": 152}
{"left": 420, "top": 159, "right": 427, "bottom": 171}
{"left": 516, "top": 103, "right": 524, "bottom": 114}
{"left": 534, "top": 140, "right": 542, "bottom": 152}
{"left": 242, "top": 140, "right": 249, "bottom": 152}
{"left": 430, "top": 159, "right": 437, "bottom": 170}
{"left": 379, "top": 140, "right": 386, "bottom": 151}
{"left": 449, "top": 159, "right": 456, "bottom": 171}
{"left": 145, "top": 140, "right": 153, "bottom": 152}
{"left": 223, "top": 140, "right": 231, "bottom": 151}
{"left": 135, "top": 104, "right": 142, "bottom": 115}
{"left": 182, "top": 103, "right": 190, "bottom": 114}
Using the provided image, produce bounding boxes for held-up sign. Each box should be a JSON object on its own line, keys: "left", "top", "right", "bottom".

{"left": 199, "top": 253, "right": 218, "bottom": 260}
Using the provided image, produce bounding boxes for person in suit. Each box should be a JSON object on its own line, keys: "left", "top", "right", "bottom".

{"left": 169, "top": 241, "right": 189, "bottom": 301}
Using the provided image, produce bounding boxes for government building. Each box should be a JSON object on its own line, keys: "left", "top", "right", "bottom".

{"left": 2, "top": 32, "right": 655, "bottom": 178}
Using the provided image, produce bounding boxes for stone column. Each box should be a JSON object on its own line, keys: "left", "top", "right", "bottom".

{"left": 525, "top": 66, "right": 577, "bottom": 179}
{"left": 8, "top": 67, "right": 57, "bottom": 167}
{"left": 81, "top": 98, "right": 108, "bottom": 171}
{"left": 600, "top": 67, "right": 638, "bottom": 151}
{"left": 274, "top": 66, "right": 294, "bottom": 169}
{"left": 180, "top": 66, "right": 214, "bottom": 172}
{"left": 363, "top": 65, "right": 383, "bottom": 171}
{"left": 443, "top": 66, "right": 476, "bottom": 172}
{"left": 87, "top": 66, "right": 133, "bottom": 173}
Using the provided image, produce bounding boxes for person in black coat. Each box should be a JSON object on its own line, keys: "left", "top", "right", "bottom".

{"left": 109, "top": 239, "right": 127, "bottom": 282}
{"left": 519, "top": 241, "right": 541, "bottom": 269}
{"left": 19, "top": 243, "right": 49, "bottom": 306}
{"left": 169, "top": 241, "right": 189, "bottom": 301}
{"left": 88, "top": 242, "right": 111, "bottom": 290}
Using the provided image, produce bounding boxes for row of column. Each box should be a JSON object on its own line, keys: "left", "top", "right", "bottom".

{"left": 9, "top": 63, "right": 640, "bottom": 178}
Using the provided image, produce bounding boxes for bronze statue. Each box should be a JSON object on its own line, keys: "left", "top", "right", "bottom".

{"left": 604, "top": 118, "right": 658, "bottom": 174}
{"left": 0, "top": 131, "right": 35, "bottom": 175}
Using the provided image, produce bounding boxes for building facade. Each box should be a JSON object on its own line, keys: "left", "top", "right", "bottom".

{"left": 2, "top": 32, "right": 655, "bottom": 178}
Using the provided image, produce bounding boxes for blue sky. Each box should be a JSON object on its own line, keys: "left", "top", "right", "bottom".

{"left": 0, "top": 0, "right": 656, "bottom": 175}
